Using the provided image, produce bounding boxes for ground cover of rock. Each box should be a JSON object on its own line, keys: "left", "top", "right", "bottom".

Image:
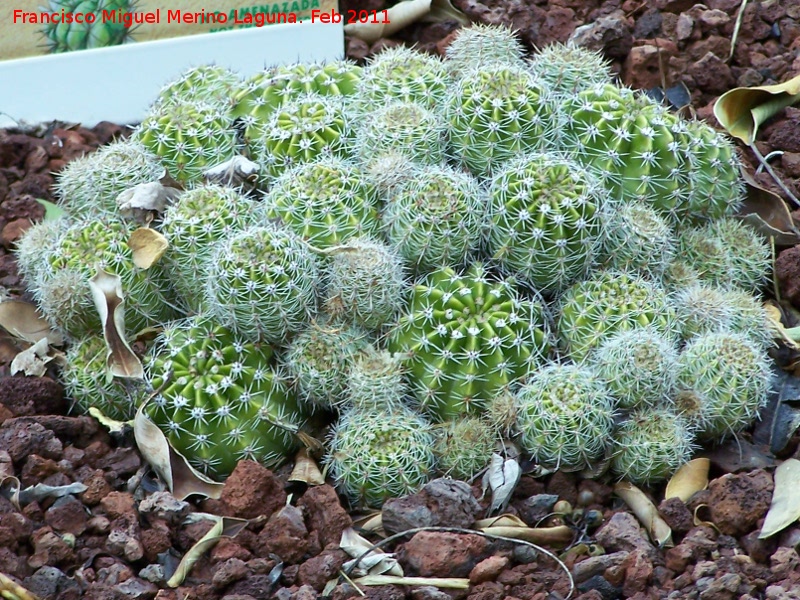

{"left": 3, "top": 1, "right": 800, "bottom": 599}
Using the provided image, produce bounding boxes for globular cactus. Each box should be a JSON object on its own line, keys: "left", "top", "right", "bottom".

{"left": 353, "top": 101, "right": 446, "bottom": 166}
{"left": 515, "top": 363, "right": 616, "bottom": 471}
{"left": 15, "top": 217, "right": 70, "bottom": 292}
{"left": 345, "top": 349, "right": 408, "bottom": 412}
{"left": 62, "top": 335, "right": 140, "bottom": 421}
{"left": 41, "top": 0, "right": 133, "bottom": 52}
{"left": 678, "top": 119, "right": 744, "bottom": 221}
{"left": 133, "top": 101, "right": 238, "bottom": 184}
{"left": 325, "top": 405, "right": 435, "bottom": 508}
{"left": 388, "top": 263, "right": 551, "bottom": 420}
{"left": 248, "top": 94, "right": 350, "bottom": 180}
{"left": 590, "top": 327, "right": 679, "bottom": 411}
{"left": 323, "top": 237, "right": 406, "bottom": 331}
{"left": 145, "top": 316, "right": 306, "bottom": 479}
{"left": 204, "top": 224, "right": 319, "bottom": 344}
{"left": 160, "top": 185, "right": 258, "bottom": 313}
{"left": 445, "top": 24, "right": 526, "bottom": 76}
{"left": 610, "top": 408, "right": 695, "bottom": 485}
{"left": 283, "top": 318, "right": 372, "bottom": 412}
{"left": 660, "top": 257, "right": 702, "bottom": 292}
{"left": 357, "top": 46, "right": 449, "bottom": 111}
{"left": 54, "top": 139, "right": 165, "bottom": 217}
{"left": 598, "top": 201, "right": 675, "bottom": 280}
{"left": 485, "top": 390, "right": 518, "bottom": 438}
{"left": 433, "top": 416, "right": 496, "bottom": 480}
{"left": 382, "top": 164, "right": 485, "bottom": 272}
{"left": 557, "top": 84, "right": 687, "bottom": 216}
{"left": 677, "top": 218, "right": 771, "bottom": 294}
{"left": 155, "top": 64, "right": 241, "bottom": 109}
{"left": 675, "top": 331, "right": 772, "bottom": 441}
{"left": 40, "top": 216, "right": 177, "bottom": 337}
{"left": 557, "top": 270, "right": 677, "bottom": 362}
{"left": 233, "top": 60, "right": 362, "bottom": 141}
{"left": 671, "top": 284, "right": 771, "bottom": 346}
{"left": 487, "top": 152, "right": 610, "bottom": 293}
{"left": 528, "top": 42, "right": 613, "bottom": 97}
{"left": 446, "top": 64, "right": 552, "bottom": 177}
{"left": 262, "top": 157, "right": 381, "bottom": 248}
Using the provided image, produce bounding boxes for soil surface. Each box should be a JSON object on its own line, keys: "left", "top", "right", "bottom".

{"left": 2, "top": 2, "right": 800, "bottom": 600}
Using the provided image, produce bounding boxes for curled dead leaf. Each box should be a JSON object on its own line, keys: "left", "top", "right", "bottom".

{"left": 288, "top": 448, "right": 325, "bottom": 486}
{"left": 133, "top": 402, "right": 224, "bottom": 501}
{"left": 759, "top": 458, "right": 800, "bottom": 539}
{"left": 0, "top": 300, "right": 64, "bottom": 345}
{"left": 117, "top": 181, "right": 181, "bottom": 221}
{"left": 10, "top": 337, "right": 53, "bottom": 377}
{"left": 476, "top": 525, "right": 574, "bottom": 547}
{"left": 352, "top": 575, "right": 469, "bottom": 589}
{"left": 89, "top": 269, "right": 143, "bottom": 380}
{"left": 129, "top": 227, "right": 169, "bottom": 269}
{"left": 665, "top": 458, "right": 710, "bottom": 503}
{"left": 0, "top": 572, "right": 39, "bottom": 600}
{"left": 737, "top": 167, "right": 800, "bottom": 246}
{"left": 614, "top": 481, "right": 673, "bottom": 548}
{"left": 344, "top": 0, "right": 466, "bottom": 44}
{"left": 714, "top": 73, "right": 800, "bottom": 145}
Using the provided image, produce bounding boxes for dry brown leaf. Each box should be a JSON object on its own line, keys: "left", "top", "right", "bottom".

{"left": 614, "top": 482, "right": 673, "bottom": 548}
{"left": 352, "top": 575, "right": 469, "bottom": 589}
{"left": 693, "top": 504, "right": 720, "bottom": 532}
{"left": 759, "top": 458, "right": 800, "bottom": 539}
{"left": 133, "top": 403, "right": 224, "bottom": 501}
{"left": 129, "top": 227, "right": 169, "bottom": 269}
{"left": 473, "top": 514, "right": 529, "bottom": 529}
{"left": 477, "top": 525, "right": 574, "bottom": 547}
{"left": 664, "top": 458, "right": 710, "bottom": 503}
{"left": 167, "top": 514, "right": 249, "bottom": 587}
{"left": 737, "top": 168, "right": 800, "bottom": 245}
{"left": 340, "top": 527, "right": 403, "bottom": 577}
{"left": 0, "top": 571, "right": 39, "bottom": 600}
{"left": 714, "top": 73, "right": 800, "bottom": 145}
{"left": 117, "top": 181, "right": 180, "bottom": 219}
{"left": 343, "top": 0, "right": 462, "bottom": 44}
{"left": 288, "top": 448, "right": 325, "bottom": 486}
{"left": 10, "top": 338, "right": 53, "bottom": 377}
{"left": 765, "top": 302, "right": 800, "bottom": 349}
{"left": 0, "top": 300, "right": 64, "bottom": 345}
{"left": 89, "top": 269, "right": 143, "bottom": 380}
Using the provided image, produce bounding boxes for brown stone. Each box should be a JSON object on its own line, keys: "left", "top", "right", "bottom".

{"left": 621, "top": 548, "right": 653, "bottom": 596}
{"left": 688, "top": 51, "right": 734, "bottom": 94}
{"left": 399, "top": 531, "right": 491, "bottom": 578}
{"left": 100, "top": 492, "right": 136, "bottom": 520}
{"left": 0, "top": 376, "right": 65, "bottom": 417}
{"left": 658, "top": 497, "right": 693, "bottom": 536}
{"left": 469, "top": 555, "right": 509, "bottom": 584}
{"left": 622, "top": 41, "right": 678, "bottom": 90}
{"left": 707, "top": 470, "right": 774, "bottom": 537}
{"left": 296, "top": 549, "right": 347, "bottom": 591}
{"left": 595, "top": 512, "right": 659, "bottom": 561}
{"left": 219, "top": 460, "right": 286, "bottom": 520}
{"left": 297, "top": 484, "right": 351, "bottom": 549}
{"left": 382, "top": 478, "right": 482, "bottom": 534}
{"left": 255, "top": 504, "right": 309, "bottom": 564}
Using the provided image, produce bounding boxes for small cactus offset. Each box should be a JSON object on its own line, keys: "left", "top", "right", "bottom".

{"left": 557, "top": 270, "right": 677, "bottom": 362}
{"left": 262, "top": 158, "right": 381, "bottom": 248}
{"left": 248, "top": 94, "right": 351, "bottom": 180}
{"left": 433, "top": 416, "right": 496, "bottom": 480}
{"left": 204, "top": 224, "right": 320, "bottom": 344}
{"left": 528, "top": 43, "right": 613, "bottom": 97}
{"left": 610, "top": 408, "right": 696, "bottom": 485}
{"left": 487, "top": 152, "right": 610, "bottom": 293}
{"left": 323, "top": 237, "right": 406, "bottom": 331}
{"left": 160, "top": 185, "right": 258, "bottom": 313}
{"left": 446, "top": 64, "right": 552, "bottom": 177}
{"left": 283, "top": 318, "right": 372, "bottom": 412}
{"left": 133, "top": 101, "right": 238, "bottom": 184}
{"left": 154, "top": 64, "right": 241, "bottom": 109}
{"left": 325, "top": 405, "right": 436, "bottom": 508}
{"left": 145, "top": 316, "right": 306, "bottom": 479}
{"left": 388, "top": 263, "right": 551, "bottom": 420}
{"left": 233, "top": 61, "right": 362, "bottom": 140}
{"left": 445, "top": 24, "right": 526, "bottom": 75}
{"left": 382, "top": 163, "right": 486, "bottom": 272}
{"left": 54, "top": 139, "right": 165, "bottom": 217}
{"left": 675, "top": 331, "right": 772, "bottom": 441}
{"left": 62, "top": 335, "right": 140, "bottom": 421}
{"left": 515, "top": 363, "right": 616, "bottom": 471}
{"left": 15, "top": 217, "right": 70, "bottom": 292}
{"left": 357, "top": 46, "right": 449, "bottom": 111}
{"left": 590, "top": 327, "right": 679, "bottom": 411}
{"left": 353, "top": 101, "right": 446, "bottom": 166}
{"left": 345, "top": 349, "right": 408, "bottom": 412}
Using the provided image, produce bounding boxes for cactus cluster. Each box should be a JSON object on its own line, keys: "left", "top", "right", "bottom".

{"left": 16, "top": 27, "right": 779, "bottom": 503}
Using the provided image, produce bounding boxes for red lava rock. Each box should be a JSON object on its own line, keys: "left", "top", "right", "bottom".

{"left": 141, "top": 525, "right": 172, "bottom": 564}
{"left": 689, "top": 51, "right": 735, "bottom": 94}
{"left": 664, "top": 526, "right": 718, "bottom": 573}
{"left": 345, "top": 36, "right": 370, "bottom": 62}
{"left": 219, "top": 460, "right": 286, "bottom": 520}
{"left": 740, "top": 529, "right": 777, "bottom": 564}
{"left": 137, "top": 491, "right": 190, "bottom": 525}
{"left": 255, "top": 504, "right": 309, "bottom": 564}
{"left": 781, "top": 151, "right": 800, "bottom": 178}
{"left": 573, "top": 551, "right": 630, "bottom": 583}
{"left": 0, "top": 376, "right": 65, "bottom": 417}
{"left": 20, "top": 455, "right": 61, "bottom": 487}
{"left": 707, "top": 470, "right": 774, "bottom": 537}
{"left": 568, "top": 9, "right": 634, "bottom": 59}
{"left": 658, "top": 497, "right": 694, "bottom": 536}
{"left": 622, "top": 39, "right": 678, "bottom": 90}
{"left": 382, "top": 478, "right": 482, "bottom": 534}
{"left": 297, "top": 484, "right": 352, "bottom": 549}
{"left": 466, "top": 581, "right": 504, "bottom": 599}
{"left": 595, "top": 512, "right": 659, "bottom": 561}
{"left": 621, "top": 548, "right": 654, "bottom": 596}
{"left": 0, "top": 420, "right": 62, "bottom": 464}
{"left": 0, "top": 511, "right": 33, "bottom": 550}
{"left": 210, "top": 537, "right": 252, "bottom": 563}
{"left": 211, "top": 557, "right": 249, "bottom": 590}
{"left": 1, "top": 218, "right": 31, "bottom": 248}
{"left": 100, "top": 492, "right": 136, "bottom": 520}
{"left": 93, "top": 446, "right": 142, "bottom": 478}
{"left": 28, "top": 526, "right": 75, "bottom": 569}
{"left": 768, "top": 108, "right": 800, "bottom": 153}
{"left": 469, "top": 555, "right": 509, "bottom": 584}
{"left": 106, "top": 513, "right": 144, "bottom": 562}
{"left": 78, "top": 469, "right": 113, "bottom": 506}
{"left": 296, "top": 548, "right": 347, "bottom": 591}
{"left": 775, "top": 245, "right": 800, "bottom": 304}
{"left": 399, "top": 531, "right": 491, "bottom": 578}
{"left": 769, "top": 546, "right": 800, "bottom": 580}
{"left": 44, "top": 495, "right": 88, "bottom": 536}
